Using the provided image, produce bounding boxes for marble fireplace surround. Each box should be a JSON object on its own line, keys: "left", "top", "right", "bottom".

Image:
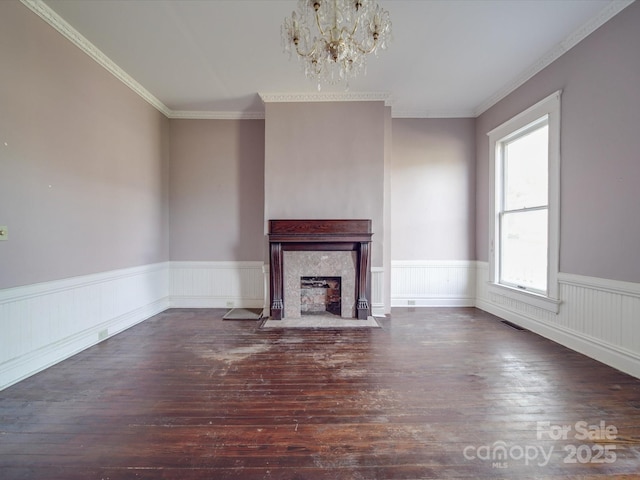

{"left": 268, "top": 220, "right": 373, "bottom": 320}
{"left": 285, "top": 251, "right": 356, "bottom": 319}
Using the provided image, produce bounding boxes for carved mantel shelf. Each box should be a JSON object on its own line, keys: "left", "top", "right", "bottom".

{"left": 268, "top": 219, "right": 373, "bottom": 320}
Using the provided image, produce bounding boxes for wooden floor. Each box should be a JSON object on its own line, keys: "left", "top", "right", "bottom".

{"left": 1, "top": 308, "right": 640, "bottom": 479}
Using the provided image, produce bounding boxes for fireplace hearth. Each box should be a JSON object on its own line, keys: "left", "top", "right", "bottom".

{"left": 268, "top": 220, "right": 373, "bottom": 320}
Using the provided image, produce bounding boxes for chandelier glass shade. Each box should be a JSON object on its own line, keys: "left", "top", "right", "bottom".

{"left": 282, "top": 0, "right": 392, "bottom": 89}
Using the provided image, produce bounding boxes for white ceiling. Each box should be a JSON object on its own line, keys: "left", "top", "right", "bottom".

{"left": 39, "top": 0, "right": 629, "bottom": 118}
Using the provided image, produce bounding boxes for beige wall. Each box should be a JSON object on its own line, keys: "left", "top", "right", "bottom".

{"left": 391, "top": 118, "right": 476, "bottom": 260}
{"left": 168, "top": 106, "right": 478, "bottom": 271}
{"left": 0, "top": 1, "right": 169, "bottom": 290}
{"left": 169, "top": 119, "right": 265, "bottom": 261}
{"left": 5, "top": 0, "right": 639, "bottom": 292}
{"left": 264, "top": 101, "right": 387, "bottom": 266}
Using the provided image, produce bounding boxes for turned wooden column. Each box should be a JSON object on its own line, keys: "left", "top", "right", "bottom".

{"left": 269, "top": 241, "right": 283, "bottom": 320}
{"left": 356, "top": 241, "right": 370, "bottom": 320}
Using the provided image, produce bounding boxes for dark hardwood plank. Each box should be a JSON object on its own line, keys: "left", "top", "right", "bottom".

{"left": 1, "top": 307, "right": 640, "bottom": 479}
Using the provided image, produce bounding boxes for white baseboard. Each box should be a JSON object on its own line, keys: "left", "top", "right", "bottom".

{"left": 393, "top": 297, "right": 477, "bottom": 307}
{"left": 391, "top": 260, "right": 477, "bottom": 307}
{"left": 0, "top": 263, "right": 170, "bottom": 391}
{"left": 476, "top": 262, "right": 640, "bottom": 379}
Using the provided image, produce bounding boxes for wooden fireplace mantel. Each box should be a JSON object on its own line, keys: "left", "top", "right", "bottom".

{"left": 268, "top": 219, "right": 373, "bottom": 320}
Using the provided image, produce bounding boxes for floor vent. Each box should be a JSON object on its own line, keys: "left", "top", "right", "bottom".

{"left": 501, "top": 320, "right": 526, "bottom": 331}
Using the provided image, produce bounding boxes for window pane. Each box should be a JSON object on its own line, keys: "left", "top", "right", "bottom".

{"left": 500, "top": 209, "right": 548, "bottom": 292}
{"left": 504, "top": 124, "right": 548, "bottom": 210}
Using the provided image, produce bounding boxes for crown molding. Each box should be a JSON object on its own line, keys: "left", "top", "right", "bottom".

{"left": 168, "top": 107, "right": 478, "bottom": 120}
{"left": 473, "top": 0, "right": 635, "bottom": 117}
{"left": 392, "top": 108, "right": 475, "bottom": 119}
{"left": 168, "top": 110, "right": 266, "bottom": 120}
{"left": 259, "top": 92, "right": 391, "bottom": 105}
{"left": 21, "top": 0, "right": 172, "bottom": 117}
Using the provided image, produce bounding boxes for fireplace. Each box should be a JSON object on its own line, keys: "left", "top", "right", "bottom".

{"left": 268, "top": 220, "right": 373, "bottom": 320}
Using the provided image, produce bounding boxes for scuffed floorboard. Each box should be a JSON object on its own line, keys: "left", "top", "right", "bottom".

{"left": 1, "top": 307, "right": 640, "bottom": 479}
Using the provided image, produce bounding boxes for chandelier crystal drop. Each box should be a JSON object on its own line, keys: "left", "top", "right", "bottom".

{"left": 282, "top": 0, "right": 392, "bottom": 90}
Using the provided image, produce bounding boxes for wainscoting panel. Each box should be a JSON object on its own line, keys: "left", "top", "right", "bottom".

{"left": 170, "top": 261, "right": 265, "bottom": 309}
{"left": 6, "top": 259, "right": 637, "bottom": 390}
{"left": 0, "top": 263, "right": 170, "bottom": 391}
{"left": 391, "top": 260, "right": 477, "bottom": 307}
{"left": 476, "top": 262, "right": 640, "bottom": 379}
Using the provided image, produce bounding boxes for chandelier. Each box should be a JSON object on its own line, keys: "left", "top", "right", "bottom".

{"left": 282, "top": 0, "right": 392, "bottom": 89}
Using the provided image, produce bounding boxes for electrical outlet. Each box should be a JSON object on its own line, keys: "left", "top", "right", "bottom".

{"left": 0, "top": 226, "right": 7, "bottom": 241}
{"left": 226, "top": 301, "right": 234, "bottom": 308}
{"left": 98, "top": 329, "right": 109, "bottom": 341}
{"left": 407, "top": 300, "right": 416, "bottom": 306}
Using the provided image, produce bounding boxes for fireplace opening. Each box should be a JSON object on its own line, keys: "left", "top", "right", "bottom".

{"left": 300, "top": 276, "right": 341, "bottom": 317}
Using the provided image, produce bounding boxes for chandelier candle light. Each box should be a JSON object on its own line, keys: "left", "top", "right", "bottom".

{"left": 282, "top": 0, "right": 392, "bottom": 89}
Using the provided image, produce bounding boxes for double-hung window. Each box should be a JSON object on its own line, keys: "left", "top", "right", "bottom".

{"left": 488, "top": 91, "right": 561, "bottom": 312}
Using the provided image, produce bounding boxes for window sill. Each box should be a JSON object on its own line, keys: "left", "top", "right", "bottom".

{"left": 487, "top": 282, "right": 561, "bottom": 314}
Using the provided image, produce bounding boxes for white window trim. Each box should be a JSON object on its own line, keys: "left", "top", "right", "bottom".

{"left": 487, "top": 90, "right": 561, "bottom": 314}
